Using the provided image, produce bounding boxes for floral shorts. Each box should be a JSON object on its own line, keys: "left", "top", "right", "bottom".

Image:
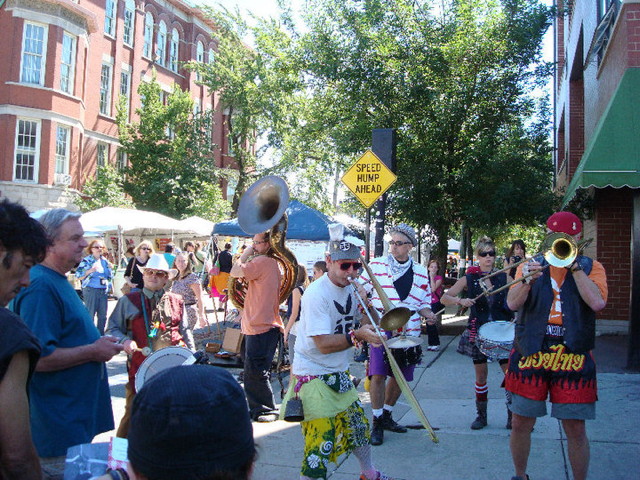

{"left": 300, "top": 400, "right": 370, "bottom": 479}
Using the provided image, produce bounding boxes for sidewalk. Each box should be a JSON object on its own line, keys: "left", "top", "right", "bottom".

{"left": 101, "top": 301, "right": 640, "bottom": 480}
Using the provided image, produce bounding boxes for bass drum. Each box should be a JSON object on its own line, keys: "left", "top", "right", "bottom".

{"left": 476, "top": 321, "right": 514, "bottom": 361}
{"left": 134, "top": 346, "right": 195, "bottom": 392}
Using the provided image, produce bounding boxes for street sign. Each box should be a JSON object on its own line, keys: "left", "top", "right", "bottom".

{"left": 341, "top": 149, "right": 397, "bottom": 208}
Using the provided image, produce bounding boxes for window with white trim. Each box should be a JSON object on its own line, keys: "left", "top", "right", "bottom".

{"left": 123, "top": 0, "right": 135, "bottom": 46}
{"left": 156, "top": 21, "right": 167, "bottom": 66}
{"left": 14, "top": 119, "right": 40, "bottom": 182}
{"left": 97, "top": 142, "right": 109, "bottom": 174}
{"left": 120, "top": 68, "right": 131, "bottom": 118}
{"left": 20, "top": 23, "right": 47, "bottom": 85}
{"left": 169, "top": 28, "right": 179, "bottom": 72}
{"left": 60, "top": 32, "right": 76, "bottom": 94}
{"left": 99, "top": 62, "right": 113, "bottom": 115}
{"left": 208, "top": 48, "right": 215, "bottom": 65}
{"left": 196, "top": 41, "right": 204, "bottom": 81}
{"left": 104, "top": 0, "right": 116, "bottom": 36}
{"left": 143, "top": 12, "right": 154, "bottom": 58}
{"left": 55, "top": 126, "right": 70, "bottom": 175}
{"left": 116, "top": 149, "right": 127, "bottom": 170}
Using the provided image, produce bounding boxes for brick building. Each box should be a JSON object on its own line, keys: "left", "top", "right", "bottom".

{"left": 554, "top": 0, "right": 639, "bottom": 366}
{"left": 0, "top": 0, "right": 235, "bottom": 211}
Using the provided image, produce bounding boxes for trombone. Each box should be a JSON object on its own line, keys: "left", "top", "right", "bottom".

{"left": 348, "top": 277, "right": 439, "bottom": 443}
{"left": 475, "top": 232, "right": 591, "bottom": 300}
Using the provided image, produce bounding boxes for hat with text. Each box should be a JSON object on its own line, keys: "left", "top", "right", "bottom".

{"left": 328, "top": 223, "right": 360, "bottom": 261}
{"left": 546, "top": 211, "right": 582, "bottom": 235}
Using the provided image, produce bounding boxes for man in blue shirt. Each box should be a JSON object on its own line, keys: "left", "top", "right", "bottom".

{"left": 11, "top": 209, "right": 123, "bottom": 479}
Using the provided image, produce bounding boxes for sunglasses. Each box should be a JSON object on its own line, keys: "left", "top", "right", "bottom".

{"left": 140, "top": 247, "right": 151, "bottom": 251}
{"left": 478, "top": 251, "right": 496, "bottom": 257}
{"left": 143, "top": 270, "right": 168, "bottom": 277}
{"left": 253, "top": 240, "right": 269, "bottom": 245}
{"left": 339, "top": 262, "right": 362, "bottom": 271}
{"left": 389, "top": 240, "right": 412, "bottom": 247}
{"left": 92, "top": 246, "right": 104, "bottom": 250}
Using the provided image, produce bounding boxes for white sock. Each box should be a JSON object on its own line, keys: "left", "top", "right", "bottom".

{"left": 372, "top": 408, "right": 384, "bottom": 418}
{"left": 383, "top": 404, "right": 394, "bottom": 412}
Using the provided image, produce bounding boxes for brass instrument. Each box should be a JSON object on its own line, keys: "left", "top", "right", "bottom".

{"left": 348, "top": 277, "right": 438, "bottom": 443}
{"left": 227, "top": 176, "right": 299, "bottom": 309}
{"left": 476, "top": 232, "right": 591, "bottom": 299}
{"left": 358, "top": 253, "right": 412, "bottom": 331}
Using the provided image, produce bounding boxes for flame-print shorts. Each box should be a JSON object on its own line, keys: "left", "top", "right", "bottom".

{"left": 505, "top": 339, "right": 597, "bottom": 405}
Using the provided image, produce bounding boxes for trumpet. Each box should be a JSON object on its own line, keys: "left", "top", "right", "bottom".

{"left": 348, "top": 277, "right": 439, "bottom": 443}
{"left": 475, "top": 232, "right": 591, "bottom": 299}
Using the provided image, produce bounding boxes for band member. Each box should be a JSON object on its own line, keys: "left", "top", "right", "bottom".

{"left": 230, "top": 231, "right": 283, "bottom": 422}
{"left": 359, "top": 223, "right": 435, "bottom": 446}
{"left": 106, "top": 254, "right": 185, "bottom": 437}
{"left": 505, "top": 212, "right": 607, "bottom": 480}
{"left": 281, "top": 224, "right": 392, "bottom": 480}
{"left": 441, "top": 236, "right": 514, "bottom": 430}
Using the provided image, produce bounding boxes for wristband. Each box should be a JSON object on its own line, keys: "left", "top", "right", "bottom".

{"left": 570, "top": 261, "right": 583, "bottom": 273}
{"left": 345, "top": 331, "right": 354, "bottom": 347}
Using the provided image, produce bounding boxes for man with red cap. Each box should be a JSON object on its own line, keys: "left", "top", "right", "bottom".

{"left": 505, "top": 211, "right": 608, "bottom": 480}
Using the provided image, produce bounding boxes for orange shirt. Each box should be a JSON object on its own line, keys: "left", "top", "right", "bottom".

{"left": 240, "top": 255, "right": 283, "bottom": 335}
{"left": 512, "top": 260, "right": 608, "bottom": 326}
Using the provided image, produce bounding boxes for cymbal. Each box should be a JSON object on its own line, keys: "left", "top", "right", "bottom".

{"left": 387, "top": 335, "right": 423, "bottom": 349}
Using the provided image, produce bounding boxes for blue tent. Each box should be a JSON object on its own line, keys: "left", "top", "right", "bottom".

{"left": 212, "top": 200, "right": 355, "bottom": 241}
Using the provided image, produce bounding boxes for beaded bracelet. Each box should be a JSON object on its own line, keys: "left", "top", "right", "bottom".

{"left": 349, "top": 329, "right": 362, "bottom": 349}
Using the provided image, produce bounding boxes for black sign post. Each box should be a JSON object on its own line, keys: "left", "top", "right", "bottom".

{"left": 371, "top": 129, "right": 397, "bottom": 258}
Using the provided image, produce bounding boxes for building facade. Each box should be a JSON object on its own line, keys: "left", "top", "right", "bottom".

{"left": 0, "top": 0, "right": 235, "bottom": 211}
{"left": 554, "top": 0, "right": 639, "bottom": 366}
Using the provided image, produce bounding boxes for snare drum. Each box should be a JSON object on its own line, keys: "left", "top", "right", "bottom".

{"left": 476, "top": 321, "right": 514, "bottom": 361}
{"left": 135, "top": 346, "right": 195, "bottom": 392}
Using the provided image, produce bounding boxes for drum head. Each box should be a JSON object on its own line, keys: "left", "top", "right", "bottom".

{"left": 135, "top": 346, "right": 194, "bottom": 392}
{"left": 478, "top": 321, "right": 514, "bottom": 342}
{"left": 387, "top": 335, "right": 423, "bottom": 349}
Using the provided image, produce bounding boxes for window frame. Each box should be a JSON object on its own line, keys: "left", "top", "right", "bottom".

{"left": 123, "top": 0, "right": 135, "bottom": 46}
{"left": 99, "top": 61, "right": 114, "bottom": 116}
{"left": 143, "top": 12, "right": 154, "bottom": 59}
{"left": 156, "top": 20, "right": 167, "bottom": 66}
{"left": 13, "top": 118, "right": 41, "bottom": 183}
{"left": 104, "top": 0, "right": 116, "bottom": 37}
{"left": 97, "top": 142, "right": 109, "bottom": 174}
{"left": 169, "top": 28, "right": 179, "bottom": 72}
{"left": 196, "top": 41, "right": 204, "bottom": 81}
{"left": 55, "top": 125, "right": 71, "bottom": 175}
{"left": 20, "top": 22, "right": 48, "bottom": 86}
{"left": 120, "top": 67, "right": 132, "bottom": 119}
{"left": 60, "top": 32, "right": 76, "bottom": 94}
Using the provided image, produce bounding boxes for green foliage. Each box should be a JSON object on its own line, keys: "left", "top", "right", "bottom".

{"left": 116, "top": 74, "right": 230, "bottom": 221}
{"left": 76, "top": 163, "right": 133, "bottom": 212}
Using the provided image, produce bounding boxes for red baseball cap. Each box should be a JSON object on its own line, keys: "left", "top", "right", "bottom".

{"left": 546, "top": 211, "right": 582, "bottom": 235}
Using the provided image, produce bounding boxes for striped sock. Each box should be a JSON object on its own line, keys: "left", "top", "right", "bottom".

{"left": 475, "top": 382, "right": 488, "bottom": 402}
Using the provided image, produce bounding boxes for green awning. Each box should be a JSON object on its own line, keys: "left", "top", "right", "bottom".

{"left": 563, "top": 68, "right": 640, "bottom": 206}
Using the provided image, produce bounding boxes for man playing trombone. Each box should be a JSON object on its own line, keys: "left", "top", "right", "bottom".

{"left": 359, "top": 223, "right": 436, "bottom": 446}
{"left": 505, "top": 211, "right": 608, "bottom": 480}
{"left": 281, "top": 224, "right": 392, "bottom": 480}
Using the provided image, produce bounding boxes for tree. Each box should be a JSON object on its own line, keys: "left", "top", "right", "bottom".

{"left": 76, "top": 163, "right": 133, "bottom": 212}
{"left": 116, "top": 74, "right": 230, "bottom": 221}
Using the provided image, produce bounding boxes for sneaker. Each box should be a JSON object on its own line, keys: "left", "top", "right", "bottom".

{"left": 255, "top": 413, "right": 278, "bottom": 423}
{"left": 427, "top": 345, "right": 440, "bottom": 351}
{"left": 359, "top": 472, "right": 394, "bottom": 480}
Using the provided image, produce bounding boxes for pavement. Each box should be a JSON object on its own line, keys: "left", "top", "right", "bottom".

{"left": 97, "top": 300, "right": 640, "bottom": 480}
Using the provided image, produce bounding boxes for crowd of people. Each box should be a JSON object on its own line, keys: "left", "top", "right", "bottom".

{"left": 0, "top": 198, "right": 608, "bottom": 480}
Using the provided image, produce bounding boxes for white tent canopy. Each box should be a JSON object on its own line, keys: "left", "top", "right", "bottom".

{"left": 448, "top": 238, "right": 461, "bottom": 251}
{"left": 80, "top": 207, "right": 199, "bottom": 237}
{"left": 177, "top": 216, "right": 215, "bottom": 237}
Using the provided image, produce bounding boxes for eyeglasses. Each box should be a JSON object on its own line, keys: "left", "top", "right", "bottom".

{"left": 339, "top": 262, "right": 362, "bottom": 271}
{"left": 143, "top": 270, "right": 168, "bottom": 278}
{"left": 478, "top": 251, "right": 496, "bottom": 257}
{"left": 389, "top": 240, "right": 412, "bottom": 247}
{"left": 140, "top": 247, "right": 151, "bottom": 251}
{"left": 92, "top": 246, "right": 104, "bottom": 250}
{"left": 253, "top": 240, "right": 269, "bottom": 245}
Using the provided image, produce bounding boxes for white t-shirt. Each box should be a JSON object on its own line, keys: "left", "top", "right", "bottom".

{"left": 293, "top": 274, "right": 359, "bottom": 376}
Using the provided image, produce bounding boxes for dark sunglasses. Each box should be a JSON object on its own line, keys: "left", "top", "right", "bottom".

{"left": 92, "top": 246, "right": 104, "bottom": 249}
{"left": 478, "top": 251, "right": 496, "bottom": 257}
{"left": 339, "top": 262, "right": 362, "bottom": 271}
{"left": 389, "top": 240, "right": 412, "bottom": 247}
{"left": 143, "top": 270, "right": 168, "bottom": 277}
{"left": 140, "top": 247, "right": 151, "bottom": 251}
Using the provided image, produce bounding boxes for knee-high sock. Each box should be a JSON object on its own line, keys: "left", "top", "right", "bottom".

{"left": 353, "top": 445, "right": 377, "bottom": 479}
{"left": 475, "top": 382, "right": 488, "bottom": 402}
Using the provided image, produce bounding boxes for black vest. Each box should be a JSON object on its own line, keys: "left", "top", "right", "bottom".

{"left": 515, "top": 255, "right": 596, "bottom": 356}
{"left": 466, "top": 271, "right": 513, "bottom": 328}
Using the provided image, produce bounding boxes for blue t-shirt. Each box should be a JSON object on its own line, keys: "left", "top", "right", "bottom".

{"left": 11, "top": 265, "right": 114, "bottom": 457}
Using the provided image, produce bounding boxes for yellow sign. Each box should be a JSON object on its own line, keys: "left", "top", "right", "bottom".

{"left": 341, "top": 150, "right": 397, "bottom": 207}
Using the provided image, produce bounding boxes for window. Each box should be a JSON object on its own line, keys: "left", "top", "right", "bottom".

{"left": 116, "top": 149, "right": 127, "bottom": 170}
{"left": 60, "top": 32, "right": 76, "bottom": 94}
{"left": 123, "top": 0, "right": 135, "bottom": 46}
{"left": 21, "top": 23, "right": 47, "bottom": 85}
{"left": 169, "top": 28, "right": 179, "bottom": 72}
{"left": 208, "top": 48, "right": 215, "bottom": 65}
{"left": 104, "top": 0, "right": 116, "bottom": 36}
{"left": 196, "top": 41, "right": 204, "bottom": 81}
{"left": 99, "top": 62, "right": 113, "bottom": 115}
{"left": 143, "top": 12, "right": 154, "bottom": 58}
{"left": 14, "top": 119, "right": 40, "bottom": 182}
{"left": 156, "top": 21, "right": 167, "bottom": 66}
{"left": 97, "top": 142, "right": 109, "bottom": 173}
{"left": 120, "top": 68, "right": 131, "bottom": 117}
{"left": 193, "top": 98, "right": 201, "bottom": 115}
{"left": 55, "top": 126, "right": 70, "bottom": 175}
